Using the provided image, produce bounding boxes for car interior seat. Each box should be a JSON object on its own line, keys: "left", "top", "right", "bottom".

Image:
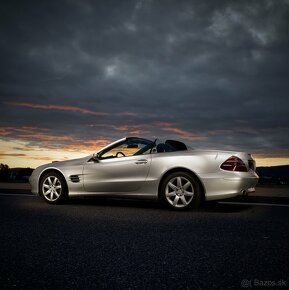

{"left": 156, "top": 143, "right": 166, "bottom": 153}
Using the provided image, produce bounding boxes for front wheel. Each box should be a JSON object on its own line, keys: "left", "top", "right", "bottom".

{"left": 160, "top": 171, "right": 201, "bottom": 210}
{"left": 40, "top": 172, "right": 68, "bottom": 204}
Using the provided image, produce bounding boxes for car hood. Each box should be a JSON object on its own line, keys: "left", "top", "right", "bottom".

{"left": 51, "top": 156, "right": 91, "bottom": 167}
{"left": 34, "top": 155, "right": 91, "bottom": 172}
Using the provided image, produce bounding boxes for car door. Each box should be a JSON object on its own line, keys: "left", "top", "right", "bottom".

{"left": 83, "top": 154, "right": 152, "bottom": 193}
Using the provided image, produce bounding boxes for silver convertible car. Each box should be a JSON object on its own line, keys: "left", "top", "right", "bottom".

{"left": 29, "top": 137, "right": 259, "bottom": 210}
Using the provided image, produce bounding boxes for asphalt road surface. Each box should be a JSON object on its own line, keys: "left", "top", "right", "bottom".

{"left": 0, "top": 193, "right": 289, "bottom": 290}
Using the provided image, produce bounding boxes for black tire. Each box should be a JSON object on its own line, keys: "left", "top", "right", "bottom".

{"left": 39, "top": 172, "right": 68, "bottom": 204}
{"left": 159, "top": 171, "right": 201, "bottom": 210}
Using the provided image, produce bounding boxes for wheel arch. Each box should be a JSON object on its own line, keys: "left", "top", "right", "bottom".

{"left": 158, "top": 167, "right": 206, "bottom": 201}
{"left": 38, "top": 168, "right": 69, "bottom": 195}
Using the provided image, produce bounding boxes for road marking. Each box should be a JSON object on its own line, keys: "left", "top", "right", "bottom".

{"left": 219, "top": 201, "right": 289, "bottom": 207}
{"left": 0, "top": 193, "right": 35, "bottom": 197}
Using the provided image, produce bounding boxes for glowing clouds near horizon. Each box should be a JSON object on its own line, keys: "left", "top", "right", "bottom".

{"left": 1, "top": 101, "right": 289, "bottom": 168}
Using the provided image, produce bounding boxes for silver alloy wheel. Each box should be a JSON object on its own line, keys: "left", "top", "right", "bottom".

{"left": 165, "top": 176, "right": 194, "bottom": 208}
{"left": 42, "top": 176, "right": 62, "bottom": 202}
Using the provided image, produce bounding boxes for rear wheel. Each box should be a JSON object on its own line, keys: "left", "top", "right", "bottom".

{"left": 160, "top": 171, "right": 201, "bottom": 210}
{"left": 40, "top": 172, "right": 68, "bottom": 204}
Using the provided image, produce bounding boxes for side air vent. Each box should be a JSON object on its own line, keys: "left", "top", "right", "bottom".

{"left": 69, "top": 175, "right": 80, "bottom": 183}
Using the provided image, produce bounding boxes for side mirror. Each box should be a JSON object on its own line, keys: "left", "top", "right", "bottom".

{"left": 92, "top": 153, "right": 100, "bottom": 162}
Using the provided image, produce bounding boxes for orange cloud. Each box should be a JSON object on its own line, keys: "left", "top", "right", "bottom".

{"left": 87, "top": 123, "right": 150, "bottom": 135}
{"left": 0, "top": 153, "right": 27, "bottom": 157}
{"left": 4, "top": 101, "right": 139, "bottom": 117}
{"left": 155, "top": 122, "right": 175, "bottom": 127}
{"left": 0, "top": 126, "right": 112, "bottom": 153}
{"left": 0, "top": 126, "right": 50, "bottom": 137}
{"left": 161, "top": 127, "right": 206, "bottom": 140}
{"left": 27, "top": 138, "right": 112, "bottom": 153}
{"left": 20, "top": 133, "right": 76, "bottom": 142}
{"left": 0, "top": 126, "right": 75, "bottom": 142}
{"left": 154, "top": 122, "right": 206, "bottom": 140}
{"left": 29, "top": 156, "right": 56, "bottom": 161}
{"left": 0, "top": 148, "right": 56, "bottom": 162}
{"left": 57, "top": 139, "right": 111, "bottom": 152}
{"left": 5, "top": 101, "right": 109, "bottom": 116}
{"left": 87, "top": 122, "right": 206, "bottom": 140}
{"left": 117, "top": 112, "right": 138, "bottom": 117}
{"left": 0, "top": 128, "right": 11, "bottom": 136}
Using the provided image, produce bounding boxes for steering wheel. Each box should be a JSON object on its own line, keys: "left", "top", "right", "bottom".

{"left": 116, "top": 151, "right": 125, "bottom": 157}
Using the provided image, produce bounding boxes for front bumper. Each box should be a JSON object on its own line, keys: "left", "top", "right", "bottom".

{"left": 29, "top": 172, "right": 39, "bottom": 195}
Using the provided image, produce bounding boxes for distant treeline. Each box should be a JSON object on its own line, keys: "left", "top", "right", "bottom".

{"left": 256, "top": 165, "right": 289, "bottom": 185}
{"left": 0, "top": 164, "right": 34, "bottom": 181}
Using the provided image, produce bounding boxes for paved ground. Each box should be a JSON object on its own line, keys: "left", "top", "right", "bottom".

{"left": 0, "top": 188, "right": 289, "bottom": 289}
{"left": 0, "top": 182, "right": 31, "bottom": 190}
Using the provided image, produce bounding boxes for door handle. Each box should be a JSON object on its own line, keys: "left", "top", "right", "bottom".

{"left": 135, "top": 159, "right": 148, "bottom": 164}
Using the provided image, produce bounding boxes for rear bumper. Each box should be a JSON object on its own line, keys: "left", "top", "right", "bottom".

{"left": 201, "top": 171, "right": 259, "bottom": 201}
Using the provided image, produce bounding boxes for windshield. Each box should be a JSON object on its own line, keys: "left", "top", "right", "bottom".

{"left": 99, "top": 137, "right": 155, "bottom": 159}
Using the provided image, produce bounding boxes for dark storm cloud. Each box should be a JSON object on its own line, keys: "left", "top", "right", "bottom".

{"left": 0, "top": 0, "right": 289, "bottom": 157}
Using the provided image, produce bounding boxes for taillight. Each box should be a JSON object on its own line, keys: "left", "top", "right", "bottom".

{"left": 220, "top": 156, "right": 248, "bottom": 172}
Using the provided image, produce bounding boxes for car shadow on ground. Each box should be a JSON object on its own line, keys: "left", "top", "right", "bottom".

{"left": 65, "top": 196, "right": 251, "bottom": 213}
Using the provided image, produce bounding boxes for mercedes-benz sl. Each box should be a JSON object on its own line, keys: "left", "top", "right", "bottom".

{"left": 29, "top": 137, "right": 259, "bottom": 210}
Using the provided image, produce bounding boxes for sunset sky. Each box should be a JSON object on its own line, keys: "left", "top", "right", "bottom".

{"left": 0, "top": 0, "right": 289, "bottom": 168}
